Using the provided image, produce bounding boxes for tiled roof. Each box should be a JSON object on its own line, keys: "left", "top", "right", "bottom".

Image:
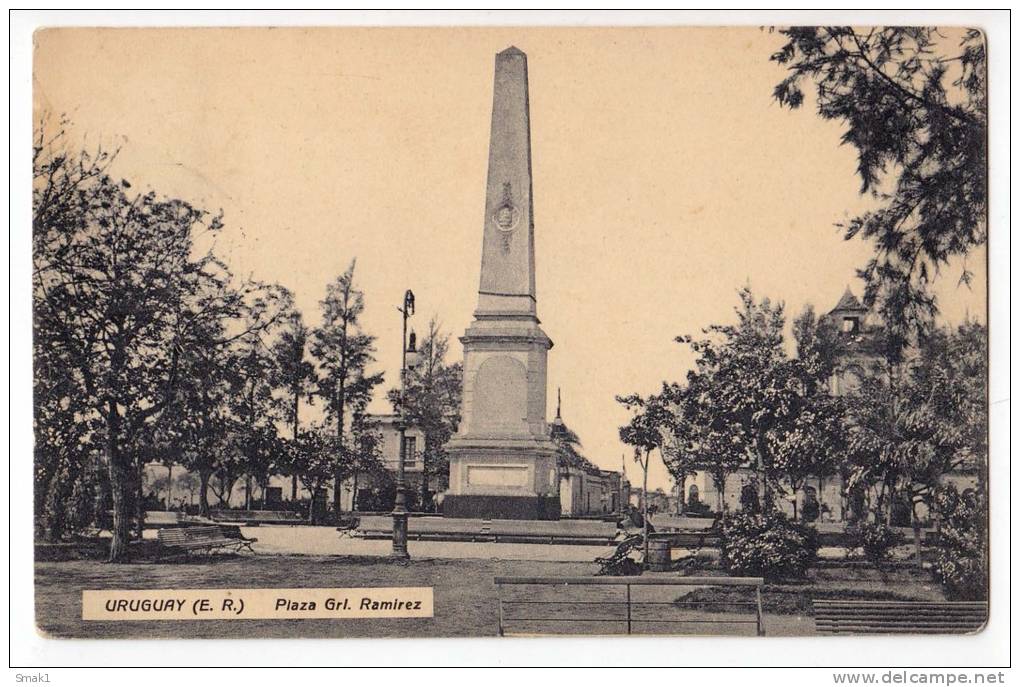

{"left": 831, "top": 286, "right": 868, "bottom": 313}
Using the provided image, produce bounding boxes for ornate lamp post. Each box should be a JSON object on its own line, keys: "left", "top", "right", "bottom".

{"left": 392, "top": 289, "right": 415, "bottom": 559}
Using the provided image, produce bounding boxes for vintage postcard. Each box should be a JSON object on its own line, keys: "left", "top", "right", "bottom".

{"left": 30, "top": 24, "right": 990, "bottom": 643}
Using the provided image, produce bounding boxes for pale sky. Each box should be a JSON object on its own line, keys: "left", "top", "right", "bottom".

{"left": 33, "top": 27, "right": 985, "bottom": 491}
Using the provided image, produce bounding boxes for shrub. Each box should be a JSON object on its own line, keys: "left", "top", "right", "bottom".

{"left": 931, "top": 487, "right": 988, "bottom": 601}
{"left": 720, "top": 510, "right": 819, "bottom": 581}
{"left": 848, "top": 521, "right": 903, "bottom": 565}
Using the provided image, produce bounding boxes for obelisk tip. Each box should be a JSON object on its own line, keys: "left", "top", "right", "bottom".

{"left": 497, "top": 45, "right": 526, "bottom": 58}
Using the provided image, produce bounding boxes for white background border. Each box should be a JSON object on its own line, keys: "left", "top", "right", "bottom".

{"left": 7, "top": 9, "right": 1012, "bottom": 673}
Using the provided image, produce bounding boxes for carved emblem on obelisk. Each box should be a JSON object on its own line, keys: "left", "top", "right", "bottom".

{"left": 492, "top": 181, "right": 520, "bottom": 252}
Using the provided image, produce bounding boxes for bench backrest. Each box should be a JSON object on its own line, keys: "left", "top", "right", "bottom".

{"left": 145, "top": 511, "right": 182, "bottom": 526}
{"left": 209, "top": 510, "right": 301, "bottom": 522}
{"left": 488, "top": 519, "right": 617, "bottom": 538}
{"left": 158, "top": 525, "right": 227, "bottom": 546}
{"left": 156, "top": 528, "right": 190, "bottom": 547}
{"left": 495, "top": 576, "right": 765, "bottom": 637}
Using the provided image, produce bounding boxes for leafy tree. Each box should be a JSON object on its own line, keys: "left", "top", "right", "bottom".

{"left": 34, "top": 128, "right": 229, "bottom": 560}
{"left": 163, "top": 308, "right": 240, "bottom": 516}
{"left": 33, "top": 117, "right": 113, "bottom": 541}
{"left": 896, "top": 322, "right": 987, "bottom": 562}
{"left": 771, "top": 27, "right": 986, "bottom": 356}
{"left": 33, "top": 117, "right": 291, "bottom": 554}
{"left": 656, "top": 383, "right": 702, "bottom": 515}
{"left": 617, "top": 392, "right": 670, "bottom": 562}
{"left": 843, "top": 372, "right": 904, "bottom": 524}
{"left": 289, "top": 425, "right": 340, "bottom": 521}
{"left": 230, "top": 287, "right": 293, "bottom": 509}
{"left": 906, "top": 321, "right": 988, "bottom": 487}
{"left": 272, "top": 311, "right": 318, "bottom": 500}
{"left": 210, "top": 453, "right": 245, "bottom": 509}
{"left": 386, "top": 319, "right": 462, "bottom": 510}
{"left": 346, "top": 409, "right": 386, "bottom": 509}
{"left": 931, "top": 485, "right": 987, "bottom": 601}
{"left": 677, "top": 288, "right": 802, "bottom": 510}
{"left": 667, "top": 374, "right": 748, "bottom": 513}
{"left": 841, "top": 321, "right": 986, "bottom": 567}
{"left": 310, "top": 260, "right": 384, "bottom": 514}
{"left": 768, "top": 394, "right": 845, "bottom": 520}
{"left": 792, "top": 304, "right": 844, "bottom": 394}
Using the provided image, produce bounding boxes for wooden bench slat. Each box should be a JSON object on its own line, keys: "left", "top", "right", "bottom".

{"left": 807, "top": 599, "right": 983, "bottom": 603}
{"left": 812, "top": 599, "right": 986, "bottom": 635}
{"left": 811, "top": 627, "right": 979, "bottom": 631}
{"left": 157, "top": 524, "right": 255, "bottom": 557}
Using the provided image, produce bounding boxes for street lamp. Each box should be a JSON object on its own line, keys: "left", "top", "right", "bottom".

{"left": 392, "top": 289, "right": 415, "bottom": 559}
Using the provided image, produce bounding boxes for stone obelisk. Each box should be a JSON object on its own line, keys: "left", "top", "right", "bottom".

{"left": 443, "top": 47, "right": 560, "bottom": 520}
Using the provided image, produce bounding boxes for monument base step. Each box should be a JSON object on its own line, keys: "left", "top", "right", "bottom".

{"left": 442, "top": 494, "right": 561, "bottom": 521}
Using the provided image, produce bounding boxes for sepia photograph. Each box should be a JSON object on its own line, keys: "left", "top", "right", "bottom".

{"left": 13, "top": 10, "right": 1009, "bottom": 673}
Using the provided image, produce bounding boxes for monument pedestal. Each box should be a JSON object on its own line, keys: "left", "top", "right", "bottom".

{"left": 443, "top": 495, "right": 561, "bottom": 520}
{"left": 445, "top": 436, "right": 560, "bottom": 520}
{"left": 444, "top": 316, "right": 560, "bottom": 520}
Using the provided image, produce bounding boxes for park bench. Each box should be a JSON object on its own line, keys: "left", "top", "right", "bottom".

{"left": 209, "top": 510, "right": 304, "bottom": 525}
{"left": 217, "top": 525, "right": 259, "bottom": 553}
{"left": 156, "top": 525, "right": 257, "bottom": 559}
{"left": 102, "top": 510, "right": 183, "bottom": 531}
{"left": 595, "top": 534, "right": 644, "bottom": 576}
{"left": 336, "top": 516, "right": 362, "bottom": 539}
{"left": 488, "top": 519, "right": 617, "bottom": 544}
{"left": 350, "top": 516, "right": 618, "bottom": 544}
{"left": 144, "top": 511, "right": 183, "bottom": 528}
{"left": 812, "top": 600, "right": 988, "bottom": 635}
{"left": 495, "top": 575, "right": 765, "bottom": 636}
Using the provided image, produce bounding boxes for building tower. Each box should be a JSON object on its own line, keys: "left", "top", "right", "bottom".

{"left": 443, "top": 47, "right": 560, "bottom": 520}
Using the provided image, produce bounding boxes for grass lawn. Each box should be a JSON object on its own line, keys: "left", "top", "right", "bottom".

{"left": 36, "top": 554, "right": 599, "bottom": 639}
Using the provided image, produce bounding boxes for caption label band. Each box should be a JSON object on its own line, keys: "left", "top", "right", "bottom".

{"left": 82, "top": 587, "right": 434, "bottom": 620}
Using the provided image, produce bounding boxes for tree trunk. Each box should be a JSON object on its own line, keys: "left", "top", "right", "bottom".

{"left": 420, "top": 440, "right": 431, "bottom": 512}
{"left": 43, "top": 468, "right": 67, "bottom": 542}
{"left": 642, "top": 450, "right": 650, "bottom": 567}
{"left": 792, "top": 484, "right": 799, "bottom": 521}
{"left": 351, "top": 471, "right": 358, "bottom": 512}
{"left": 714, "top": 472, "right": 725, "bottom": 513}
{"left": 133, "top": 459, "right": 144, "bottom": 540}
{"left": 105, "top": 403, "right": 130, "bottom": 562}
{"left": 912, "top": 504, "right": 923, "bottom": 570}
{"left": 292, "top": 391, "right": 300, "bottom": 502}
{"left": 755, "top": 437, "right": 771, "bottom": 512}
{"left": 166, "top": 464, "right": 173, "bottom": 511}
{"left": 108, "top": 461, "right": 130, "bottom": 562}
{"left": 245, "top": 476, "right": 252, "bottom": 510}
{"left": 198, "top": 468, "right": 211, "bottom": 516}
{"left": 839, "top": 473, "right": 847, "bottom": 521}
{"left": 333, "top": 387, "right": 346, "bottom": 516}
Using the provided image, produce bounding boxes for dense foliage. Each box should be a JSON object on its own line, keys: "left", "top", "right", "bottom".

{"left": 930, "top": 486, "right": 988, "bottom": 601}
{"left": 848, "top": 521, "right": 904, "bottom": 565}
{"left": 720, "top": 510, "right": 819, "bottom": 580}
